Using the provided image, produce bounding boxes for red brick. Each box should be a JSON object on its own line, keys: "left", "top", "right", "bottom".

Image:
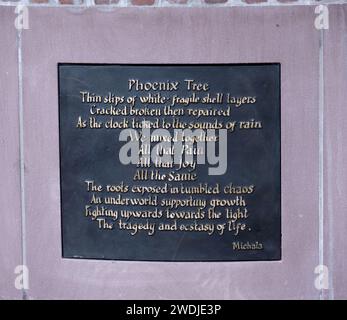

{"left": 131, "top": 0, "right": 156, "bottom": 5}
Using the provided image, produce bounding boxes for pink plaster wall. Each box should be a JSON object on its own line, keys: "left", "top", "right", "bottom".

{"left": 0, "top": 7, "right": 22, "bottom": 300}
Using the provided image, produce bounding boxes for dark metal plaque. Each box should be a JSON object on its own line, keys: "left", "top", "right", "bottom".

{"left": 59, "top": 64, "right": 281, "bottom": 261}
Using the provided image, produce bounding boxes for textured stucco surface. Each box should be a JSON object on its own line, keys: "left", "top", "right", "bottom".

{"left": 323, "top": 4, "right": 347, "bottom": 300}
{"left": 0, "top": 7, "right": 22, "bottom": 300}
